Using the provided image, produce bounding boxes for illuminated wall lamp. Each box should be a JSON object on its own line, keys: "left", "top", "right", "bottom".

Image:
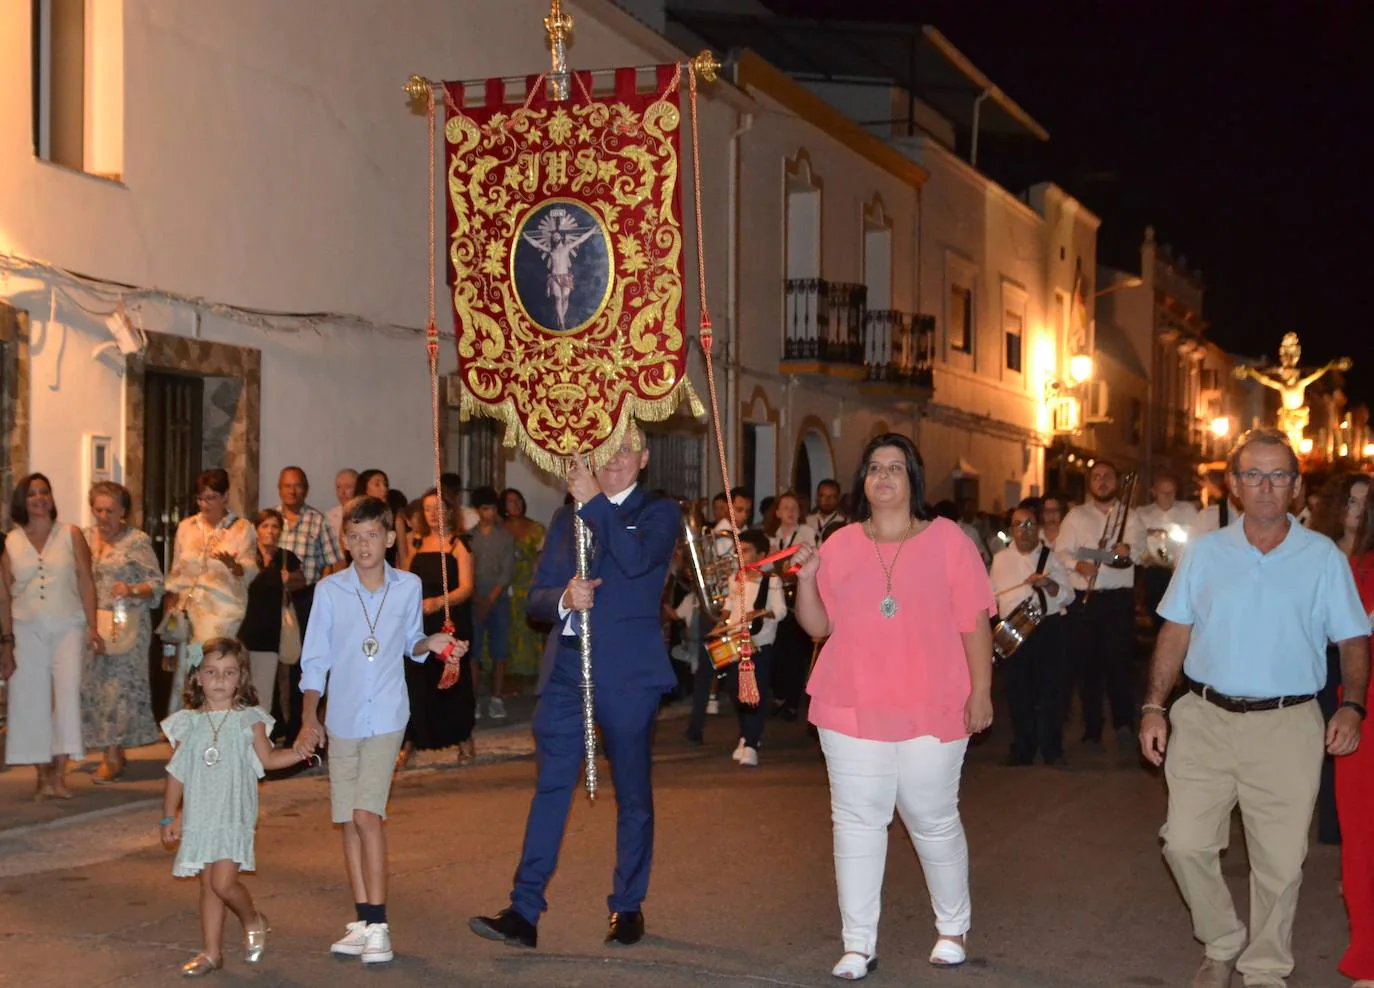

{"left": 1069, "top": 353, "right": 1093, "bottom": 384}
{"left": 1209, "top": 416, "right": 1230, "bottom": 438}
{"left": 1364, "top": 442, "right": 1374, "bottom": 458}
{"left": 1299, "top": 437, "right": 1314, "bottom": 455}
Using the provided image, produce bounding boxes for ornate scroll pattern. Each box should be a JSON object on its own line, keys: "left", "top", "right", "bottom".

{"left": 444, "top": 65, "right": 700, "bottom": 472}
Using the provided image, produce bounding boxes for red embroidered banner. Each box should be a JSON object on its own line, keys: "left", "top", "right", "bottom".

{"left": 443, "top": 65, "right": 698, "bottom": 472}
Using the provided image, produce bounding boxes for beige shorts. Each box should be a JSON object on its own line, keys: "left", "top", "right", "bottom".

{"left": 327, "top": 730, "right": 404, "bottom": 824}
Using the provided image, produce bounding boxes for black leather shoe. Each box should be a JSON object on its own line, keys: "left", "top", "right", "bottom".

{"left": 604, "top": 910, "right": 645, "bottom": 946}
{"left": 469, "top": 908, "right": 537, "bottom": 948}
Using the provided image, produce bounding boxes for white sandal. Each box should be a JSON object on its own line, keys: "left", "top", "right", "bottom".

{"left": 831, "top": 952, "right": 877, "bottom": 980}
{"left": 929, "top": 936, "right": 967, "bottom": 967}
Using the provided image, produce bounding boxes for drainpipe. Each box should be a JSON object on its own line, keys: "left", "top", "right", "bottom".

{"left": 969, "top": 91, "right": 990, "bottom": 170}
{"left": 724, "top": 109, "right": 754, "bottom": 487}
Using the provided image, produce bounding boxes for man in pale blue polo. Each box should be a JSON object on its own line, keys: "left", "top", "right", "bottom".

{"left": 1139, "top": 428, "right": 1370, "bottom": 988}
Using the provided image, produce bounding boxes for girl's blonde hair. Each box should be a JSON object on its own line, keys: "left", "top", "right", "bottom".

{"left": 181, "top": 637, "right": 260, "bottom": 710}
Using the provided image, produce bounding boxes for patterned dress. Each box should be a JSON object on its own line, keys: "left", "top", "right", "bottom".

{"left": 161, "top": 706, "right": 272, "bottom": 877}
{"left": 82, "top": 526, "right": 163, "bottom": 749}
{"left": 506, "top": 520, "right": 547, "bottom": 678}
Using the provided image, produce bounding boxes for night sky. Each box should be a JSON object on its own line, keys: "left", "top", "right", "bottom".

{"left": 767, "top": 0, "right": 1374, "bottom": 405}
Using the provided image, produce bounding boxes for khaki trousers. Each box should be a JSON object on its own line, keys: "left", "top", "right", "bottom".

{"left": 1161, "top": 691, "right": 1325, "bottom": 985}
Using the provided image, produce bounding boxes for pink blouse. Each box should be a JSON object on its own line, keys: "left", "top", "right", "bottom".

{"left": 807, "top": 517, "right": 996, "bottom": 743}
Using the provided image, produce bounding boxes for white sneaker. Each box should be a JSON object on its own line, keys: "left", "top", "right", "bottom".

{"left": 474, "top": 702, "right": 483, "bottom": 721}
{"left": 361, "top": 922, "right": 394, "bottom": 964}
{"left": 330, "top": 921, "right": 369, "bottom": 956}
{"left": 489, "top": 697, "right": 507, "bottom": 720}
{"left": 731, "top": 738, "right": 746, "bottom": 761}
{"left": 706, "top": 697, "right": 720, "bottom": 715}
{"left": 738, "top": 746, "right": 759, "bottom": 767}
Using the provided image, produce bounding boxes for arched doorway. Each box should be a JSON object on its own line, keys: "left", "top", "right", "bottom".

{"left": 795, "top": 427, "right": 834, "bottom": 503}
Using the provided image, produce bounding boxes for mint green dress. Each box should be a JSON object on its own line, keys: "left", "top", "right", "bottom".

{"left": 161, "top": 707, "right": 272, "bottom": 877}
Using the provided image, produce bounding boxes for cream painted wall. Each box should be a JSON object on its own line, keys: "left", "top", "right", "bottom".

{"left": 1, "top": 0, "right": 738, "bottom": 528}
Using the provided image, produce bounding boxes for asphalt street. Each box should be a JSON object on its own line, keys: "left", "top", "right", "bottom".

{"left": 0, "top": 699, "right": 1353, "bottom": 987}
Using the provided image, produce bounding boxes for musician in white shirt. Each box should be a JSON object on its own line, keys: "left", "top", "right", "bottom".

{"left": 1135, "top": 471, "right": 1200, "bottom": 631}
{"left": 991, "top": 502, "right": 1076, "bottom": 765}
{"left": 805, "top": 479, "right": 848, "bottom": 544}
{"left": 1054, "top": 461, "right": 1147, "bottom": 748}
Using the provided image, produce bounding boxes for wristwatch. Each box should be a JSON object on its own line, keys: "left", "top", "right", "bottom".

{"left": 1340, "top": 700, "right": 1367, "bottom": 721}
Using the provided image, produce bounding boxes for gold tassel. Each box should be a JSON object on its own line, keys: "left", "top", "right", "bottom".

{"left": 737, "top": 658, "right": 760, "bottom": 706}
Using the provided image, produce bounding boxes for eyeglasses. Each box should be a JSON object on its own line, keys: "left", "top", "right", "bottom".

{"left": 1011, "top": 520, "right": 1038, "bottom": 530}
{"left": 1234, "top": 469, "right": 1298, "bottom": 489}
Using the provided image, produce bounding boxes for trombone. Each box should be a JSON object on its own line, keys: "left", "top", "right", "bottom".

{"left": 1083, "top": 472, "right": 1138, "bottom": 602}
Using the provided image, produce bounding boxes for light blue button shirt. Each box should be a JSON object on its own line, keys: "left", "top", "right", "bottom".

{"left": 299, "top": 563, "right": 426, "bottom": 740}
{"left": 1158, "top": 515, "right": 1369, "bottom": 697}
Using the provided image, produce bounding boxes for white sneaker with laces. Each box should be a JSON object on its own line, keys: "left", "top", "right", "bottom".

{"left": 489, "top": 697, "right": 507, "bottom": 719}
{"left": 731, "top": 738, "right": 746, "bottom": 761}
{"left": 706, "top": 697, "right": 720, "bottom": 715}
{"left": 361, "top": 922, "right": 394, "bottom": 964}
{"left": 330, "top": 921, "right": 369, "bottom": 956}
{"left": 739, "top": 745, "right": 759, "bottom": 767}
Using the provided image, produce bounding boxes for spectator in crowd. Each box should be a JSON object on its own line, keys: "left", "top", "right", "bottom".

{"left": 82, "top": 481, "right": 163, "bottom": 783}
{"left": 469, "top": 485, "right": 515, "bottom": 719}
{"left": 766, "top": 491, "right": 814, "bottom": 721}
{"left": 502, "top": 487, "right": 547, "bottom": 691}
{"left": 441, "top": 472, "right": 481, "bottom": 532}
{"left": 711, "top": 492, "right": 730, "bottom": 526}
{"left": 238, "top": 509, "right": 303, "bottom": 719}
{"left": 164, "top": 468, "right": 258, "bottom": 712}
{"left": 806, "top": 478, "right": 849, "bottom": 543}
{"left": 354, "top": 470, "right": 407, "bottom": 566}
{"left": 400, "top": 487, "right": 476, "bottom": 767}
{"left": 2, "top": 473, "right": 101, "bottom": 799}
{"left": 327, "top": 468, "right": 358, "bottom": 542}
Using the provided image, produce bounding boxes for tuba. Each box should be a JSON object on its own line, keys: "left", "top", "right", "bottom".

{"left": 679, "top": 502, "right": 737, "bottom": 624}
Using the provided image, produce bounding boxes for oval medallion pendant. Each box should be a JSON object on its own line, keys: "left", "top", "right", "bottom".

{"left": 203, "top": 746, "right": 221, "bottom": 767}
{"left": 879, "top": 595, "right": 898, "bottom": 619}
{"left": 362, "top": 636, "right": 380, "bottom": 658}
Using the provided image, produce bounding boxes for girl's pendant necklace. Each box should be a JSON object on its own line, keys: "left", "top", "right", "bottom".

{"left": 203, "top": 710, "right": 231, "bottom": 767}
{"left": 356, "top": 582, "right": 391, "bottom": 659}
{"left": 866, "top": 517, "right": 915, "bottom": 618}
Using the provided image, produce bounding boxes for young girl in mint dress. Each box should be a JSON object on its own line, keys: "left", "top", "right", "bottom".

{"left": 160, "top": 638, "right": 306, "bottom": 977}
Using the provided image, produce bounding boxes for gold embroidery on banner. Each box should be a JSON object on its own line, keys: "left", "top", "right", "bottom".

{"left": 446, "top": 82, "right": 701, "bottom": 474}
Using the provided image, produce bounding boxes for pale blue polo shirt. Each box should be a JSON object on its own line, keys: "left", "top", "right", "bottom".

{"left": 1157, "top": 515, "right": 1368, "bottom": 697}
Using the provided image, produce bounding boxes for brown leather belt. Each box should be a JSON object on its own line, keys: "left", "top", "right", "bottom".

{"left": 1187, "top": 680, "right": 1316, "bottom": 714}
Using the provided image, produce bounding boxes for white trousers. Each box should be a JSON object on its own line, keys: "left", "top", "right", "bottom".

{"left": 5, "top": 618, "right": 85, "bottom": 764}
{"left": 248, "top": 650, "right": 278, "bottom": 715}
{"left": 818, "top": 728, "right": 971, "bottom": 957}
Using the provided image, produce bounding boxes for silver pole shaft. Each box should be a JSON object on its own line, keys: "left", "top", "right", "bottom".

{"left": 574, "top": 509, "right": 597, "bottom": 799}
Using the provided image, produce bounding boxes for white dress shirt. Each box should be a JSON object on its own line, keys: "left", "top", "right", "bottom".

{"left": 1055, "top": 500, "right": 1148, "bottom": 593}
{"left": 769, "top": 524, "right": 817, "bottom": 554}
{"left": 720, "top": 574, "right": 789, "bottom": 648}
{"left": 805, "top": 510, "right": 847, "bottom": 542}
{"left": 558, "top": 484, "right": 638, "bottom": 634}
{"left": 1136, "top": 500, "right": 1200, "bottom": 567}
{"left": 1194, "top": 502, "right": 1242, "bottom": 536}
{"left": 299, "top": 563, "right": 426, "bottom": 740}
{"left": 989, "top": 539, "right": 1075, "bottom": 620}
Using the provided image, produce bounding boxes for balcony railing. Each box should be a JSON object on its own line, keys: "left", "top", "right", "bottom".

{"left": 863, "top": 310, "right": 935, "bottom": 389}
{"left": 784, "top": 279, "right": 867, "bottom": 365}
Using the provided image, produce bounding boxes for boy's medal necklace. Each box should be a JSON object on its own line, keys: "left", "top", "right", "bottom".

{"left": 203, "top": 710, "right": 230, "bottom": 767}
{"left": 355, "top": 582, "right": 391, "bottom": 658}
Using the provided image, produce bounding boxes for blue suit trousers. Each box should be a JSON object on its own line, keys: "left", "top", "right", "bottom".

{"left": 510, "top": 642, "right": 662, "bottom": 923}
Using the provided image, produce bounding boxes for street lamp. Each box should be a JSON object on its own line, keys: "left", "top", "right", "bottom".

{"left": 1210, "top": 416, "right": 1230, "bottom": 438}
{"left": 1299, "top": 437, "right": 1314, "bottom": 455}
{"left": 1069, "top": 353, "right": 1093, "bottom": 384}
{"left": 1364, "top": 441, "right": 1374, "bottom": 458}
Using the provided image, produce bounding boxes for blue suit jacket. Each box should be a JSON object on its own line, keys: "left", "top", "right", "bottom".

{"left": 528, "top": 486, "right": 679, "bottom": 695}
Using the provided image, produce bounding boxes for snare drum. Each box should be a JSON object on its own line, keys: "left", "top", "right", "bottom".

{"left": 992, "top": 595, "right": 1044, "bottom": 662}
{"left": 706, "top": 633, "right": 746, "bottom": 670}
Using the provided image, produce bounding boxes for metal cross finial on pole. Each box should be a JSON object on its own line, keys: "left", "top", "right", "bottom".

{"left": 545, "top": 0, "right": 573, "bottom": 100}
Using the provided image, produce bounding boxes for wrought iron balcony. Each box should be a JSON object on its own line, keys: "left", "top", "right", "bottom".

{"left": 783, "top": 279, "right": 867, "bottom": 367}
{"left": 863, "top": 310, "right": 935, "bottom": 390}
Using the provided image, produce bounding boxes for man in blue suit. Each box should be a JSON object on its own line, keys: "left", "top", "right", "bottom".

{"left": 469, "top": 426, "right": 679, "bottom": 949}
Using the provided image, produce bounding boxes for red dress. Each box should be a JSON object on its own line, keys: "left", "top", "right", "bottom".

{"left": 1337, "top": 551, "right": 1374, "bottom": 980}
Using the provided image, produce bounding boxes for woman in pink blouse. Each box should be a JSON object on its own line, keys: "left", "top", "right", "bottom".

{"left": 791, "top": 433, "right": 996, "bottom": 981}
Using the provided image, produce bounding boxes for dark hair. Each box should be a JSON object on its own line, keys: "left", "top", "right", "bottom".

{"left": 88, "top": 480, "right": 132, "bottom": 517}
{"left": 415, "top": 487, "right": 461, "bottom": 538}
{"left": 1088, "top": 459, "right": 1118, "bottom": 479}
{"left": 253, "top": 508, "right": 284, "bottom": 529}
{"left": 278, "top": 465, "right": 308, "bottom": 487}
{"left": 1015, "top": 496, "right": 1044, "bottom": 524}
{"left": 739, "top": 529, "right": 770, "bottom": 556}
{"left": 11, "top": 473, "right": 58, "bottom": 526}
{"left": 729, "top": 486, "right": 753, "bottom": 502}
{"left": 196, "top": 468, "right": 230, "bottom": 497}
{"left": 355, "top": 469, "right": 389, "bottom": 498}
{"left": 816, "top": 478, "right": 841, "bottom": 494}
{"left": 1228, "top": 427, "right": 1300, "bottom": 476}
{"left": 1151, "top": 469, "right": 1179, "bottom": 488}
{"left": 182, "top": 637, "right": 259, "bottom": 710}
{"left": 1041, "top": 493, "right": 1068, "bottom": 513}
{"left": 386, "top": 488, "right": 409, "bottom": 519}
{"left": 472, "top": 485, "right": 500, "bottom": 508}
{"left": 712, "top": 492, "right": 728, "bottom": 505}
{"left": 850, "top": 434, "right": 929, "bottom": 523}
{"left": 1312, "top": 473, "right": 1371, "bottom": 548}
{"left": 931, "top": 499, "right": 958, "bottom": 522}
{"left": 439, "top": 472, "right": 462, "bottom": 496}
{"left": 342, "top": 495, "right": 393, "bottom": 533}
{"left": 500, "top": 487, "right": 527, "bottom": 520}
